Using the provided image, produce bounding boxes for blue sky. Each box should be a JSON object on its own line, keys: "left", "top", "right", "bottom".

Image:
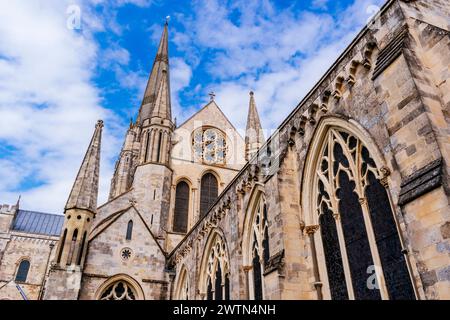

{"left": 0, "top": 0, "right": 385, "bottom": 213}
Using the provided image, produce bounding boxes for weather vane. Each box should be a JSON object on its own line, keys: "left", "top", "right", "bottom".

{"left": 209, "top": 91, "right": 216, "bottom": 101}
{"left": 165, "top": 15, "right": 171, "bottom": 24}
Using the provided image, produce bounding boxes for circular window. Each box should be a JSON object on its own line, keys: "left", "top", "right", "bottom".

{"left": 120, "top": 248, "right": 133, "bottom": 261}
{"left": 192, "top": 128, "right": 226, "bottom": 165}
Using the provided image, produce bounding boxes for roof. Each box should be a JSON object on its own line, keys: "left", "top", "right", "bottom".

{"left": 12, "top": 209, "right": 64, "bottom": 237}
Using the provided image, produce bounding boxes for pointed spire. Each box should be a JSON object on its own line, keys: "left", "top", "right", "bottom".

{"left": 65, "top": 120, "right": 103, "bottom": 213}
{"left": 151, "top": 69, "right": 171, "bottom": 120}
{"left": 138, "top": 22, "right": 170, "bottom": 124}
{"left": 245, "top": 91, "right": 265, "bottom": 161}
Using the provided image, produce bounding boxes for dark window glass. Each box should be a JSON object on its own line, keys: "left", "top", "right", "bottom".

{"left": 173, "top": 182, "right": 190, "bottom": 233}
{"left": 126, "top": 220, "right": 133, "bottom": 240}
{"left": 365, "top": 170, "right": 415, "bottom": 300}
{"left": 225, "top": 275, "right": 230, "bottom": 300}
{"left": 252, "top": 241, "right": 263, "bottom": 300}
{"left": 156, "top": 131, "right": 163, "bottom": 162}
{"left": 15, "top": 260, "right": 30, "bottom": 283}
{"left": 200, "top": 173, "right": 218, "bottom": 217}
{"left": 215, "top": 264, "right": 223, "bottom": 300}
{"left": 319, "top": 202, "right": 348, "bottom": 300}
{"left": 207, "top": 277, "right": 213, "bottom": 300}
{"left": 334, "top": 143, "right": 380, "bottom": 300}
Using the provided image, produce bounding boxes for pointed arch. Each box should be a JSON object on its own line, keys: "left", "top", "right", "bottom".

{"left": 173, "top": 181, "right": 190, "bottom": 233}
{"left": 302, "top": 116, "right": 416, "bottom": 300}
{"left": 198, "top": 228, "right": 230, "bottom": 300}
{"left": 174, "top": 265, "right": 190, "bottom": 300}
{"left": 200, "top": 171, "right": 219, "bottom": 218}
{"left": 242, "top": 184, "right": 270, "bottom": 300}
{"left": 95, "top": 274, "right": 144, "bottom": 300}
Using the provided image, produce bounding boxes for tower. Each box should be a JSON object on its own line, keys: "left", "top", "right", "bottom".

{"left": 43, "top": 120, "right": 103, "bottom": 300}
{"left": 245, "top": 91, "right": 265, "bottom": 161}
{"left": 127, "top": 21, "right": 174, "bottom": 238}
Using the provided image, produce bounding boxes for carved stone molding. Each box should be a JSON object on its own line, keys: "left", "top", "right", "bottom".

{"left": 305, "top": 225, "right": 320, "bottom": 235}
{"left": 263, "top": 250, "right": 285, "bottom": 276}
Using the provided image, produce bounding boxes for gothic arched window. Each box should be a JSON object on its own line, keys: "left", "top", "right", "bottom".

{"left": 126, "top": 220, "right": 133, "bottom": 240}
{"left": 175, "top": 267, "right": 190, "bottom": 300}
{"left": 200, "top": 231, "right": 230, "bottom": 300}
{"left": 15, "top": 260, "right": 30, "bottom": 283}
{"left": 100, "top": 280, "right": 137, "bottom": 300}
{"left": 249, "top": 198, "right": 270, "bottom": 300}
{"left": 173, "top": 181, "right": 190, "bottom": 233}
{"left": 200, "top": 173, "right": 218, "bottom": 218}
{"left": 310, "top": 126, "right": 415, "bottom": 300}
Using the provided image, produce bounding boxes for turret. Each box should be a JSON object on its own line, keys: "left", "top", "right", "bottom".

{"left": 55, "top": 120, "right": 103, "bottom": 267}
{"left": 245, "top": 91, "right": 265, "bottom": 161}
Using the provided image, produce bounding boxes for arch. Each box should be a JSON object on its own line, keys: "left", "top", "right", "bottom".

{"left": 302, "top": 116, "right": 386, "bottom": 226}
{"left": 95, "top": 274, "right": 144, "bottom": 300}
{"left": 301, "top": 116, "right": 416, "bottom": 300}
{"left": 200, "top": 171, "right": 219, "bottom": 218}
{"left": 174, "top": 265, "right": 190, "bottom": 300}
{"left": 15, "top": 259, "right": 30, "bottom": 283}
{"left": 198, "top": 228, "right": 231, "bottom": 300}
{"left": 242, "top": 184, "right": 270, "bottom": 300}
{"left": 173, "top": 181, "right": 190, "bottom": 233}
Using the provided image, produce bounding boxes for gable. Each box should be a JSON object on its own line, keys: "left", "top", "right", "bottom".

{"left": 172, "top": 101, "right": 245, "bottom": 167}
{"left": 85, "top": 206, "right": 167, "bottom": 279}
{"left": 177, "top": 101, "right": 243, "bottom": 138}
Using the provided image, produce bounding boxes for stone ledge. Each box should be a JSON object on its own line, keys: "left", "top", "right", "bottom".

{"left": 398, "top": 158, "right": 443, "bottom": 206}
{"left": 263, "top": 249, "right": 285, "bottom": 276}
{"left": 372, "top": 25, "right": 408, "bottom": 80}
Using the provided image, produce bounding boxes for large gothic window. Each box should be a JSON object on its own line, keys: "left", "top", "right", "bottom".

{"left": 173, "top": 181, "right": 190, "bottom": 233}
{"left": 175, "top": 268, "right": 190, "bottom": 300}
{"left": 99, "top": 281, "right": 137, "bottom": 300}
{"left": 312, "top": 127, "right": 415, "bottom": 300}
{"left": 201, "top": 232, "right": 230, "bottom": 300}
{"left": 249, "top": 197, "right": 270, "bottom": 300}
{"left": 200, "top": 173, "right": 218, "bottom": 218}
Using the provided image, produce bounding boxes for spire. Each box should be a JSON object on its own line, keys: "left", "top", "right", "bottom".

{"left": 245, "top": 91, "right": 265, "bottom": 161}
{"left": 138, "top": 22, "right": 170, "bottom": 124}
{"left": 151, "top": 69, "right": 171, "bottom": 120}
{"left": 65, "top": 120, "right": 103, "bottom": 213}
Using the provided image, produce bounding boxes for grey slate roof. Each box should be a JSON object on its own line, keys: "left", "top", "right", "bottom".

{"left": 12, "top": 210, "right": 64, "bottom": 237}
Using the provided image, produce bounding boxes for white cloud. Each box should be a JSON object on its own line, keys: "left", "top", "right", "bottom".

{"left": 173, "top": 0, "right": 386, "bottom": 133}
{"left": 311, "top": 0, "right": 329, "bottom": 10}
{"left": 0, "top": 1, "right": 124, "bottom": 213}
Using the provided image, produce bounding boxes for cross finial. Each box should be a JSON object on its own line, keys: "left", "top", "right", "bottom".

{"left": 209, "top": 91, "right": 216, "bottom": 101}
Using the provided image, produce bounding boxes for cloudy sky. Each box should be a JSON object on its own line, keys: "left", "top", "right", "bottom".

{"left": 0, "top": 0, "right": 385, "bottom": 213}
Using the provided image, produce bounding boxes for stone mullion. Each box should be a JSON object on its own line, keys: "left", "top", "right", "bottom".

{"left": 327, "top": 134, "right": 355, "bottom": 300}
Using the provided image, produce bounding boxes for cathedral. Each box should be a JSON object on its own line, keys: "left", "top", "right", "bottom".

{"left": 0, "top": 0, "right": 449, "bottom": 300}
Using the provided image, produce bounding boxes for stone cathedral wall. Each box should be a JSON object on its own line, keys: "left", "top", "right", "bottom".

{"left": 169, "top": 0, "right": 450, "bottom": 300}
